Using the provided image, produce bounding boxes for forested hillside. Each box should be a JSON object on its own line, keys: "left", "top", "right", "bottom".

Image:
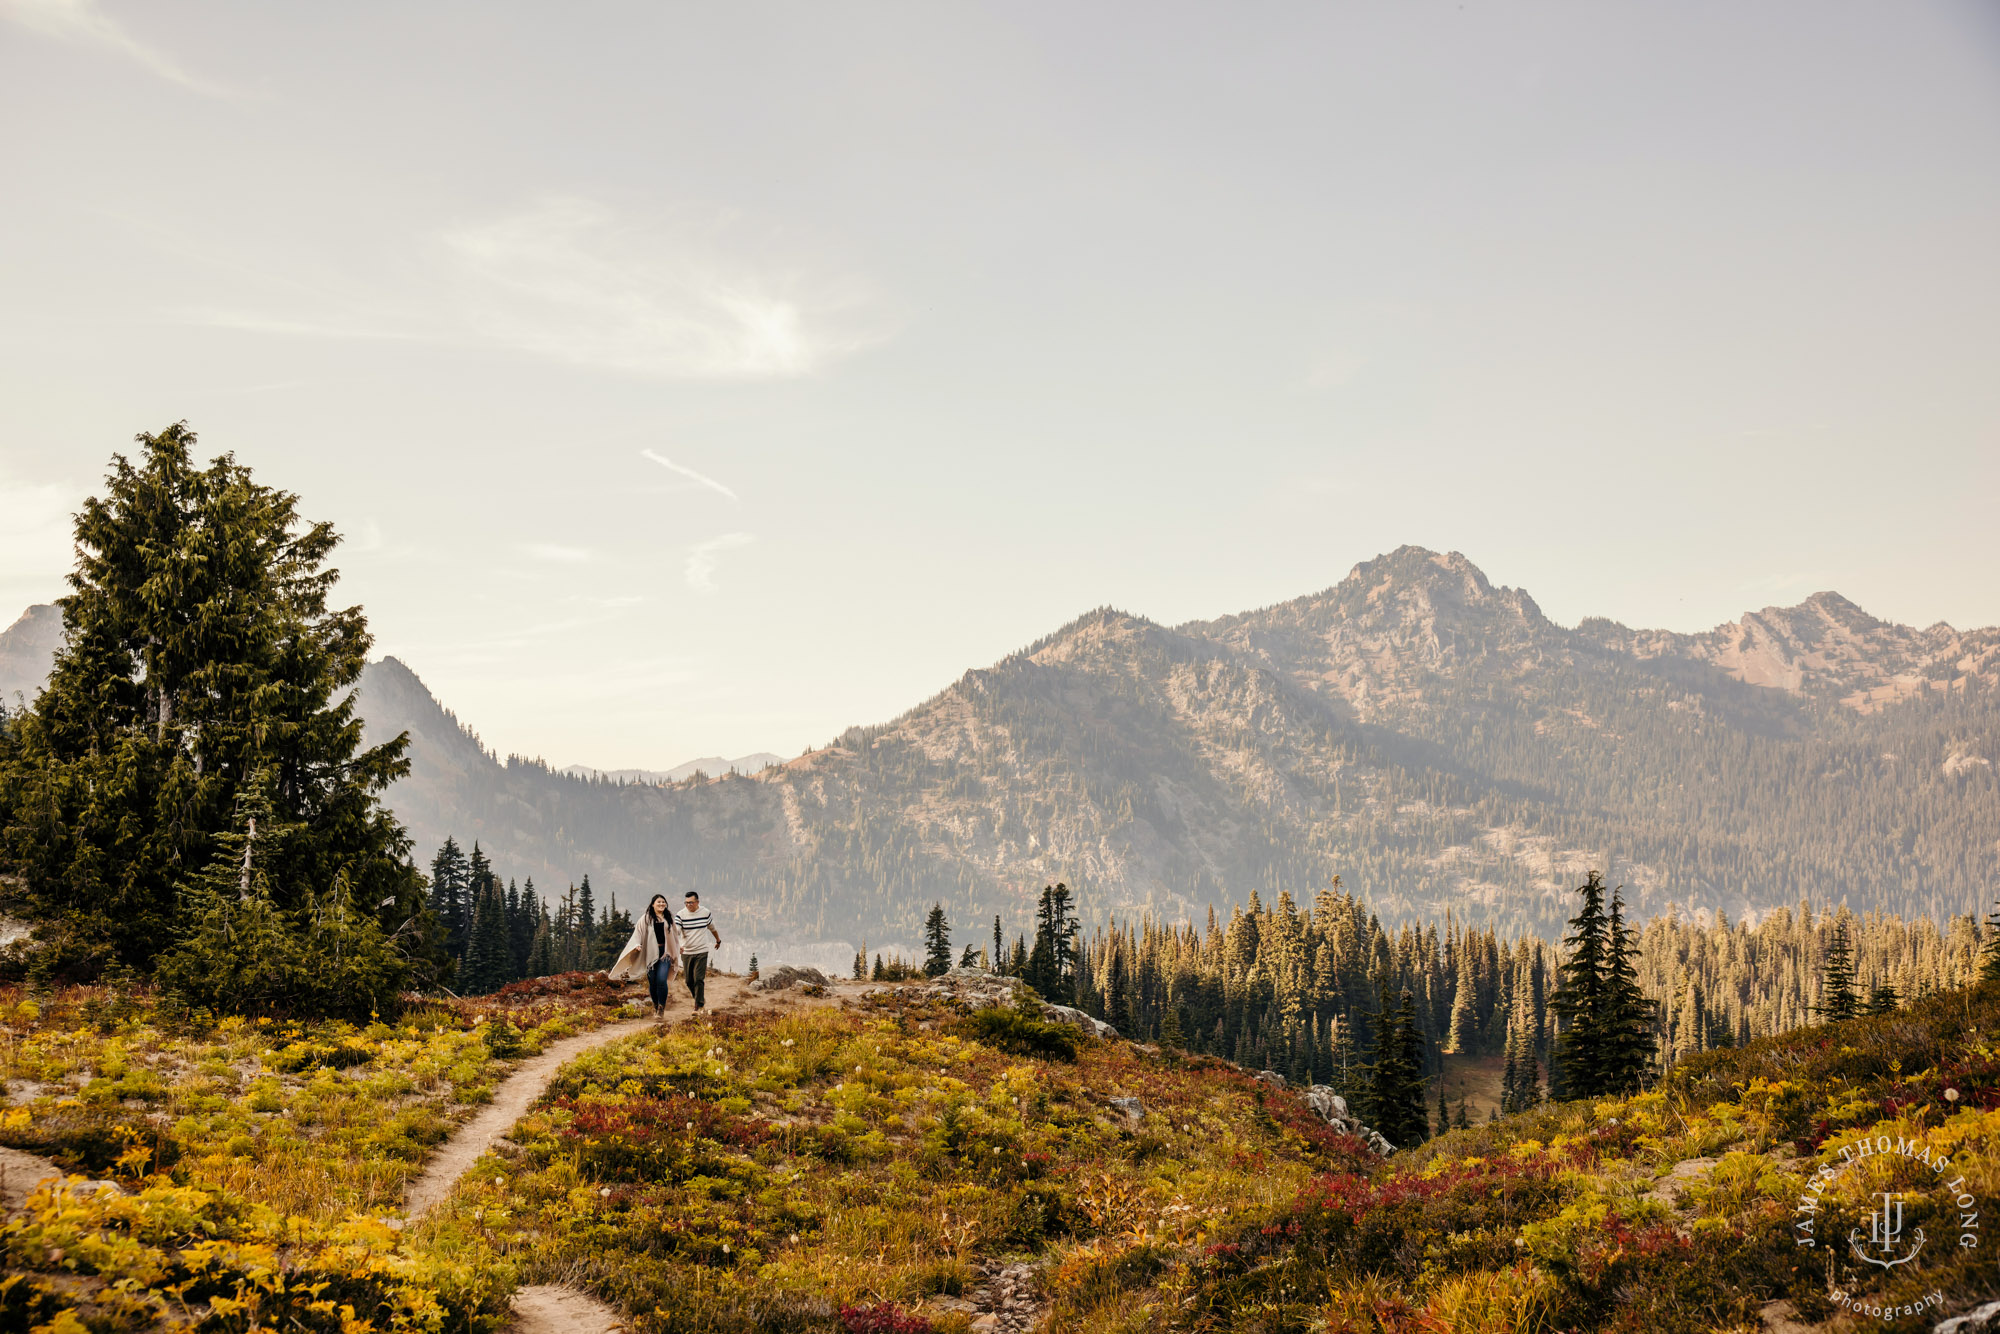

{"left": 350, "top": 547, "right": 1999, "bottom": 953}
{"left": 9, "top": 546, "right": 1995, "bottom": 955}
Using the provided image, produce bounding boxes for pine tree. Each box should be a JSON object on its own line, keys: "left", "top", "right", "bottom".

{"left": 1552, "top": 872, "right": 1613, "bottom": 1097}
{"left": 747, "top": 954, "right": 759, "bottom": 979}
{"left": 0, "top": 424, "right": 435, "bottom": 1003}
{"left": 1161, "top": 1004, "right": 1186, "bottom": 1050}
{"left": 465, "top": 843, "right": 493, "bottom": 964}
{"left": 1453, "top": 1095, "right": 1471, "bottom": 1130}
{"left": 511, "top": 878, "right": 538, "bottom": 976}
{"left": 1435, "top": 1079, "right": 1451, "bottom": 1138}
{"left": 526, "top": 909, "right": 555, "bottom": 979}
{"left": 1815, "top": 921, "right": 1861, "bottom": 1022}
{"left": 460, "top": 882, "right": 514, "bottom": 994}
{"left": 592, "top": 898, "right": 632, "bottom": 971}
{"left": 429, "top": 837, "right": 470, "bottom": 963}
{"left": 993, "top": 915, "right": 1004, "bottom": 973}
{"left": 959, "top": 944, "right": 980, "bottom": 967}
{"left": 853, "top": 945, "right": 867, "bottom": 981}
{"left": 1446, "top": 974, "right": 1476, "bottom": 1054}
{"left": 1864, "top": 984, "right": 1901, "bottom": 1016}
{"left": 1595, "top": 891, "right": 1655, "bottom": 1094}
{"left": 1362, "top": 990, "right": 1428, "bottom": 1149}
{"left": 923, "top": 902, "right": 953, "bottom": 977}
{"left": 872, "top": 953, "right": 885, "bottom": 981}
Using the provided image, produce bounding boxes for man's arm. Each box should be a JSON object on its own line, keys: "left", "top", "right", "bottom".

{"left": 709, "top": 921, "right": 723, "bottom": 950}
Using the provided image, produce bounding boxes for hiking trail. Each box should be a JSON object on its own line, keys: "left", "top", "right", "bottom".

{"left": 407, "top": 970, "right": 857, "bottom": 1334}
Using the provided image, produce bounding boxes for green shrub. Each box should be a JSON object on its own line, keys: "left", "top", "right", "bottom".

{"left": 962, "top": 999, "right": 1079, "bottom": 1061}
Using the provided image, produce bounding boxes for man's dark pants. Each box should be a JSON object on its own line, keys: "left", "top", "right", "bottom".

{"left": 684, "top": 952, "right": 709, "bottom": 1009}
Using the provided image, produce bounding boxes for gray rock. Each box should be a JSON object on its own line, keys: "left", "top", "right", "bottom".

{"left": 1108, "top": 1096, "right": 1144, "bottom": 1128}
{"left": 1300, "top": 1084, "right": 1394, "bottom": 1157}
{"left": 1939, "top": 1300, "right": 2000, "bottom": 1334}
{"left": 921, "top": 968, "right": 1120, "bottom": 1040}
{"left": 1256, "top": 1070, "right": 1287, "bottom": 1089}
{"left": 753, "top": 965, "right": 831, "bottom": 992}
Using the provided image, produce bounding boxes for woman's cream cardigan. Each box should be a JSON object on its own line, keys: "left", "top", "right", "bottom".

{"left": 609, "top": 912, "right": 680, "bottom": 981}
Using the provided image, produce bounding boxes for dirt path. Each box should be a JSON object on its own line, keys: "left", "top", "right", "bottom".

{"left": 397, "top": 970, "right": 858, "bottom": 1333}
{"left": 402, "top": 1014, "right": 652, "bottom": 1222}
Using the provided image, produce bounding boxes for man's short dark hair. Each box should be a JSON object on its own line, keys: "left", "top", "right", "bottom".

{"left": 685, "top": 892, "right": 700, "bottom": 901}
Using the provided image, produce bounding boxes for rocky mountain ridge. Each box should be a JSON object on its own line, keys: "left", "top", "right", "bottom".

{"left": 5, "top": 547, "right": 1995, "bottom": 954}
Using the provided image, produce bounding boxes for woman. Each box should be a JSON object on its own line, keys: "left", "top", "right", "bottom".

{"left": 611, "top": 894, "right": 680, "bottom": 1019}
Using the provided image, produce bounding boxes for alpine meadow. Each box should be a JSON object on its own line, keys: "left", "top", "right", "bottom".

{"left": 3, "top": 6, "right": 1998, "bottom": 1332}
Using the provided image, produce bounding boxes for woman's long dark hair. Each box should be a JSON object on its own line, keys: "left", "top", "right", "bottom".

{"left": 648, "top": 894, "right": 670, "bottom": 921}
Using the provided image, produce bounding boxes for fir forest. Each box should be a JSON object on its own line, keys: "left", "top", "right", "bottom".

{"left": 1, "top": 9, "right": 1997, "bottom": 1332}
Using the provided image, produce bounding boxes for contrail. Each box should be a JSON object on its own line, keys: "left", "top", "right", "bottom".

{"left": 641, "top": 448, "right": 738, "bottom": 501}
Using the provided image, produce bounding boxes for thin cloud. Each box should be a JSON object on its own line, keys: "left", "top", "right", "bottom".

{"left": 1, "top": 0, "right": 230, "bottom": 95}
{"left": 444, "top": 198, "right": 889, "bottom": 379}
{"left": 523, "top": 542, "right": 593, "bottom": 564}
{"left": 685, "top": 533, "right": 754, "bottom": 595}
{"left": 640, "top": 449, "right": 738, "bottom": 502}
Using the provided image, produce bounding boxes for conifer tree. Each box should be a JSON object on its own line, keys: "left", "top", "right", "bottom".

{"left": 959, "top": 944, "right": 980, "bottom": 967}
{"left": 0, "top": 424, "right": 435, "bottom": 1002}
{"left": 592, "top": 898, "right": 631, "bottom": 971}
{"left": 853, "top": 945, "right": 867, "bottom": 981}
{"left": 1362, "top": 990, "right": 1428, "bottom": 1149}
{"left": 429, "top": 837, "right": 470, "bottom": 962}
{"left": 1446, "top": 975, "right": 1476, "bottom": 1054}
{"left": 1863, "top": 983, "right": 1901, "bottom": 1016}
{"left": 460, "top": 882, "right": 514, "bottom": 994}
{"left": 1551, "top": 871, "right": 1613, "bottom": 1097}
{"left": 1596, "top": 890, "right": 1656, "bottom": 1094}
{"left": 1814, "top": 920, "right": 1861, "bottom": 1022}
{"left": 993, "top": 915, "right": 1003, "bottom": 972}
{"left": 923, "top": 902, "right": 953, "bottom": 977}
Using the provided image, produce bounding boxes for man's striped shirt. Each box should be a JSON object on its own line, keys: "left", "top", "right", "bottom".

{"left": 675, "top": 908, "right": 714, "bottom": 955}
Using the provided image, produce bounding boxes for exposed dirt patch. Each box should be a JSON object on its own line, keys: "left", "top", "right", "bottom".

{"left": 507, "top": 1283, "right": 626, "bottom": 1334}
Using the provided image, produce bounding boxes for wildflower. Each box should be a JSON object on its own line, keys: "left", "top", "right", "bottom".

{"left": 1947, "top": 1087, "right": 1961, "bottom": 1102}
{"left": 494, "top": 1177, "right": 504, "bottom": 1187}
{"left": 687, "top": 1121, "right": 695, "bottom": 1132}
{"left": 601, "top": 1187, "right": 611, "bottom": 1197}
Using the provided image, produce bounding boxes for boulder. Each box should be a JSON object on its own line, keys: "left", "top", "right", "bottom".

{"left": 1108, "top": 1096, "right": 1144, "bottom": 1129}
{"left": 1255, "top": 1070, "right": 1287, "bottom": 1090}
{"left": 921, "top": 968, "right": 1121, "bottom": 1040}
{"left": 753, "top": 965, "right": 831, "bottom": 993}
{"left": 1301, "top": 1084, "right": 1394, "bottom": 1157}
{"left": 1939, "top": 1299, "right": 2000, "bottom": 1334}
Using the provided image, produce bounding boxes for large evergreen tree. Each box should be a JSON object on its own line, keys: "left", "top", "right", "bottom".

{"left": 1814, "top": 920, "right": 1861, "bottom": 1022}
{"left": 1551, "top": 871, "right": 1613, "bottom": 1097}
{"left": 1362, "top": 990, "right": 1428, "bottom": 1149}
{"left": 428, "top": 837, "right": 470, "bottom": 964}
{"left": 923, "top": 902, "right": 953, "bottom": 977}
{"left": 0, "top": 424, "right": 440, "bottom": 1001}
{"left": 1596, "top": 890, "right": 1656, "bottom": 1094}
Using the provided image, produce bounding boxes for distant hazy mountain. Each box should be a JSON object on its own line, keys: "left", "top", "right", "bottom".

{"left": 347, "top": 547, "right": 1995, "bottom": 951}
{"left": 10, "top": 547, "right": 1998, "bottom": 958}
{"left": 562, "top": 756, "right": 782, "bottom": 785}
{"left": 0, "top": 604, "right": 62, "bottom": 706}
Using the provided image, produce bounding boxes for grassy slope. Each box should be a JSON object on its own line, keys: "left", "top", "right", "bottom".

{"left": 0, "top": 975, "right": 636, "bottom": 1333}
{"left": 433, "top": 981, "right": 2000, "bottom": 1334}
{"left": 425, "top": 987, "right": 1380, "bottom": 1334}
{"left": 5, "top": 978, "right": 1997, "bottom": 1334}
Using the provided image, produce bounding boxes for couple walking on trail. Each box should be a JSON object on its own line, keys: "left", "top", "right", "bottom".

{"left": 612, "top": 891, "right": 723, "bottom": 1018}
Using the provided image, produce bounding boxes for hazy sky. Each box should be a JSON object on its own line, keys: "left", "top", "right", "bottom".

{"left": 4, "top": 2, "right": 1997, "bottom": 767}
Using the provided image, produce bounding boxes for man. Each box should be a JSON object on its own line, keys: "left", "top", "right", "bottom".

{"left": 674, "top": 890, "right": 723, "bottom": 1011}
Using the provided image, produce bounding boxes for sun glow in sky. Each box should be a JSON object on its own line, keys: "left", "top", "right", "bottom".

{"left": 3, "top": 2, "right": 1997, "bottom": 766}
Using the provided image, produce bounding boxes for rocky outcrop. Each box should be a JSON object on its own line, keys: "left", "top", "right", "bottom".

{"left": 1302, "top": 1086, "right": 1395, "bottom": 1157}
{"left": 753, "top": 965, "right": 831, "bottom": 993}
{"left": 920, "top": 967, "right": 1121, "bottom": 1040}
